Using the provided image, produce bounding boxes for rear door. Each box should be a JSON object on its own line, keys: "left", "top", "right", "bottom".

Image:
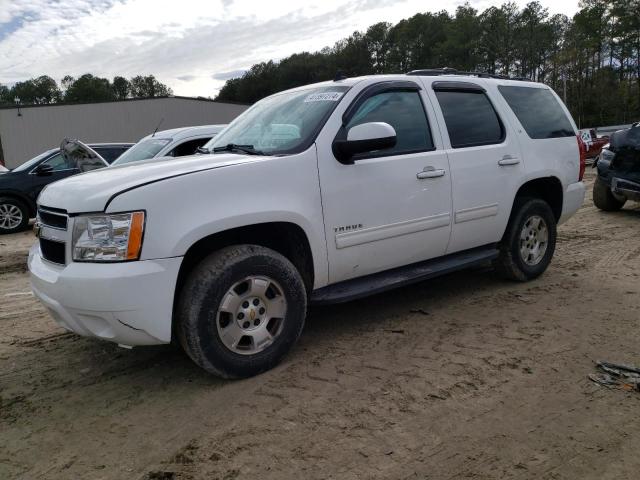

{"left": 424, "top": 79, "right": 525, "bottom": 254}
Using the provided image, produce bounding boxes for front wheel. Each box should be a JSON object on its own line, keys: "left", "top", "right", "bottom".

{"left": 0, "top": 197, "right": 30, "bottom": 234}
{"left": 177, "top": 245, "right": 307, "bottom": 378}
{"left": 593, "top": 177, "right": 625, "bottom": 211}
{"left": 494, "top": 198, "right": 557, "bottom": 282}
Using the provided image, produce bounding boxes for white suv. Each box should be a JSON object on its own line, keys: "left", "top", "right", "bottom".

{"left": 110, "top": 124, "right": 226, "bottom": 166}
{"left": 29, "top": 71, "right": 585, "bottom": 378}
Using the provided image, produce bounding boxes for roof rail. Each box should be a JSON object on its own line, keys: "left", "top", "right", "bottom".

{"left": 406, "top": 67, "right": 527, "bottom": 81}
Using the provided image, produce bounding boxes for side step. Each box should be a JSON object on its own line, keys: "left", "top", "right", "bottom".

{"left": 310, "top": 246, "right": 499, "bottom": 305}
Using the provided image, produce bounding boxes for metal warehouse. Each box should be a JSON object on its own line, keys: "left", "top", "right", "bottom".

{"left": 0, "top": 96, "right": 248, "bottom": 169}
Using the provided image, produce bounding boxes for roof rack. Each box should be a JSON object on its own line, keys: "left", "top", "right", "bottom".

{"left": 406, "top": 67, "right": 528, "bottom": 81}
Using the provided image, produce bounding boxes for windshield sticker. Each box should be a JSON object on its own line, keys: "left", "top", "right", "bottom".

{"left": 304, "top": 92, "right": 344, "bottom": 102}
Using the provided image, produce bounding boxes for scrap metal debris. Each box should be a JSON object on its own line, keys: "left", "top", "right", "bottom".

{"left": 589, "top": 361, "right": 640, "bottom": 391}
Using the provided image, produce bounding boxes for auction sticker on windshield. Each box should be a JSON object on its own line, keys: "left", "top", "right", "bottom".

{"left": 304, "top": 92, "right": 344, "bottom": 102}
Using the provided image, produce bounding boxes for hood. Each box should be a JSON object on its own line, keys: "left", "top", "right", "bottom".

{"left": 60, "top": 139, "right": 108, "bottom": 172}
{"left": 0, "top": 165, "right": 8, "bottom": 173}
{"left": 38, "top": 152, "right": 260, "bottom": 213}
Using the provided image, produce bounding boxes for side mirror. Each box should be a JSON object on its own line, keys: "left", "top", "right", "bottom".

{"left": 34, "top": 164, "right": 54, "bottom": 176}
{"left": 333, "top": 122, "right": 397, "bottom": 164}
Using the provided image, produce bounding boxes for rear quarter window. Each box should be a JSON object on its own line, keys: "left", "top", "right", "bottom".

{"left": 498, "top": 86, "right": 575, "bottom": 139}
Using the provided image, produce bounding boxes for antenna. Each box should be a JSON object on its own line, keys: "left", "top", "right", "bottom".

{"left": 152, "top": 118, "right": 164, "bottom": 137}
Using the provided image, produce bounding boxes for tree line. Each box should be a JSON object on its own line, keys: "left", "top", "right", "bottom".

{"left": 0, "top": 74, "right": 172, "bottom": 106}
{"left": 216, "top": 0, "right": 640, "bottom": 128}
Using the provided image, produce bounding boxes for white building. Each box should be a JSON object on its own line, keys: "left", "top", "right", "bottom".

{"left": 0, "top": 96, "right": 248, "bottom": 168}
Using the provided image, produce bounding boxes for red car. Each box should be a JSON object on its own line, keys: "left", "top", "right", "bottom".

{"left": 579, "top": 129, "right": 609, "bottom": 158}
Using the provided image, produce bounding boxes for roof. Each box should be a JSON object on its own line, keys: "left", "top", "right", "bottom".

{"left": 0, "top": 95, "right": 250, "bottom": 111}
{"left": 141, "top": 124, "right": 227, "bottom": 141}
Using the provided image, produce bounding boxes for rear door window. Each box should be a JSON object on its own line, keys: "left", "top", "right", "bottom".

{"left": 498, "top": 86, "right": 575, "bottom": 139}
{"left": 94, "top": 147, "right": 129, "bottom": 163}
{"left": 435, "top": 90, "right": 504, "bottom": 148}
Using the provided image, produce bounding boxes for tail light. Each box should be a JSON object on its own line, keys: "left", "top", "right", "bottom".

{"left": 577, "top": 135, "right": 587, "bottom": 181}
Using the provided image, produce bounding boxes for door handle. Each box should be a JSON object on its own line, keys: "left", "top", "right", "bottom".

{"left": 498, "top": 155, "right": 520, "bottom": 166}
{"left": 417, "top": 167, "right": 446, "bottom": 179}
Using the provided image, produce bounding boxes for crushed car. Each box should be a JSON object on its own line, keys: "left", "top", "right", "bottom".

{"left": 593, "top": 122, "right": 640, "bottom": 211}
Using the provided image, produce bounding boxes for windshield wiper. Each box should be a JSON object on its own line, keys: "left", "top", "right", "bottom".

{"left": 212, "top": 143, "right": 266, "bottom": 156}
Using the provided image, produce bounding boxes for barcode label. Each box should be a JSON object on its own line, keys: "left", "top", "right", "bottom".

{"left": 304, "top": 92, "right": 344, "bottom": 102}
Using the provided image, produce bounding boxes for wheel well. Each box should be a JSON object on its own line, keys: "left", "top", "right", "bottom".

{"left": 175, "top": 222, "right": 315, "bottom": 300}
{"left": 514, "top": 177, "right": 563, "bottom": 222}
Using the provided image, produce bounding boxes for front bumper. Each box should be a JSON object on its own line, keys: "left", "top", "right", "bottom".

{"left": 29, "top": 244, "right": 182, "bottom": 346}
{"left": 612, "top": 177, "right": 640, "bottom": 202}
{"left": 559, "top": 181, "right": 585, "bottom": 224}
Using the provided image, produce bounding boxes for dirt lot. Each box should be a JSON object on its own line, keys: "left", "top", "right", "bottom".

{"left": 1, "top": 170, "right": 639, "bottom": 480}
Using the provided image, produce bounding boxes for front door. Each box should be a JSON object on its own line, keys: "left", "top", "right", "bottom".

{"left": 29, "top": 152, "right": 80, "bottom": 203}
{"left": 316, "top": 81, "right": 453, "bottom": 283}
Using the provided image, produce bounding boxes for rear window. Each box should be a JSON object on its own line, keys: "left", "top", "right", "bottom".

{"left": 498, "top": 86, "right": 574, "bottom": 139}
{"left": 435, "top": 90, "right": 504, "bottom": 148}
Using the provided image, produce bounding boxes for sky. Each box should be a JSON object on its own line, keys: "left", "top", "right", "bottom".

{"left": 0, "top": 0, "right": 580, "bottom": 98}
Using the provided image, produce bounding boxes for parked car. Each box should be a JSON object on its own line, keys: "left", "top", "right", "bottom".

{"left": 579, "top": 128, "right": 609, "bottom": 158}
{"left": 593, "top": 122, "right": 640, "bottom": 211}
{"left": 30, "top": 70, "right": 585, "bottom": 378}
{"left": 0, "top": 141, "right": 131, "bottom": 234}
{"left": 110, "top": 125, "right": 226, "bottom": 166}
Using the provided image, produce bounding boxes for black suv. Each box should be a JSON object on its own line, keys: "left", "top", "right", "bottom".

{"left": 593, "top": 123, "right": 640, "bottom": 211}
{"left": 0, "top": 142, "right": 132, "bottom": 234}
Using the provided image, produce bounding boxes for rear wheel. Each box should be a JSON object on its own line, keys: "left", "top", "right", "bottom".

{"left": 593, "top": 177, "right": 625, "bottom": 211}
{"left": 177, "top": 245, "right": 307, "bottom": 378}
{"left": 494, "top": 198, "right": 557, "bottom": 281}
{"left": 0, "top": 197, "right": 29, "bottom": 234}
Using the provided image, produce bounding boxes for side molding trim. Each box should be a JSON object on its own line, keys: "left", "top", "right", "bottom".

{"left": 335, "top": 213, "right": 451, "bottom": 249}
{"left": 454, "top": 204, "right": 499, "bottom": 224}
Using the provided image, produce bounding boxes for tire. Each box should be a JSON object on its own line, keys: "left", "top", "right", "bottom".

{"left": 0, "top": 197, "right": 30, "bottom": 234}
{"left": 593, "top": 177, "right": 625, "bottom": 211}
{"left": 493, "top": 198, "right": 557, "bottom": 282}
{"left": 177, "top": 245, "right": 307, "bottom": 378}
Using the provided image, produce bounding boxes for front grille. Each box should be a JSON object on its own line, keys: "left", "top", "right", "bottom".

{"left": 38, "top": 207, "right": 68, "bottom": 230}
{"left": 40, "top": 238, "right": 66, "bottom": 265}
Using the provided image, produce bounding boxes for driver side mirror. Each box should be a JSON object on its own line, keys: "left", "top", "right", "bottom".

{"left": 332, "top": 122, "right": 397, "bottom": 164}
{"left": 34, "top": 164, "right": 54, "bottom": 176}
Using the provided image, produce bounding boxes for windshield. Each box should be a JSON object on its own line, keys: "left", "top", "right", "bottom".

{"left": 111, "top": 138, "right": 171, "bottom": 166}
{"left": 13, "top": 149, "right": 57, "bottom": 172}
{"left": 203, "top": 85, "right": 350, "bottom": 155}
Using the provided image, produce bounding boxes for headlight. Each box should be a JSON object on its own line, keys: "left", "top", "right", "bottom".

{"left": 72, "top": 211, "right": 145, "bottom": 262}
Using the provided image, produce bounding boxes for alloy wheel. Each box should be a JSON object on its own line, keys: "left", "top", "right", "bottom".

{"left": 216, "top": 276, "right": 288, "bottom": 355}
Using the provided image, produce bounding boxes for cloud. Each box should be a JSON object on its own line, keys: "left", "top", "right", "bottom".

{"left": 0, "top": 0, "right": 581, "bottom": 96}
{"left": 211, "top": 69, "right": 246, "bottom": 81}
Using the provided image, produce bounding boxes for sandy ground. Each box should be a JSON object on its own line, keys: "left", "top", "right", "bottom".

{"left": 1, "top": 169, "right": 640, "bottom": 480}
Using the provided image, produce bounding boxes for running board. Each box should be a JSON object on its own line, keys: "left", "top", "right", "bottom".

{"left": 310, "top": 246, "right": 499, "bottom": 305}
